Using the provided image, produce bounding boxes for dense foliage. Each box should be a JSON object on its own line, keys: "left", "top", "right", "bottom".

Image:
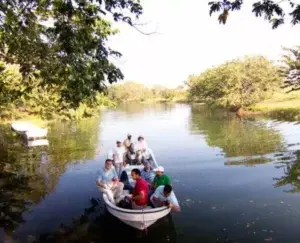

{"left": 281, "top": 46, "right": 300, "bottom": 92}
{"left": 186, "top": 56, "right": 282, "bottom": 108}
{"left": 108, "top": 81, "right": 188, "bottom": 103}
{"left": 208, "top": 0, "right": 300, "bottom": 29}
{"left": 0, "top": 61, "right": 115, "bottom": 120}
{"left": 0, "top": 0, "right": 143, "bottom": 120}
{"left": 0, "top": 118, "right": 100, "bottom": 232}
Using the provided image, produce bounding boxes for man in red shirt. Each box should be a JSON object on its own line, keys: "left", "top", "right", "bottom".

{"left": 130, "top": 168, "right": 149, "bottom": 209}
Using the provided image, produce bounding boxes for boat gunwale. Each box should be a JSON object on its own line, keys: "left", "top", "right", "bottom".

{"left": 103, "top": 194, "right": 169, "bottom": 214}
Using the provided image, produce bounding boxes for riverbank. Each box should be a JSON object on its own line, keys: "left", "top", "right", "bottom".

{"left": 250, "top": 91, "right": 300, "bottom": 121}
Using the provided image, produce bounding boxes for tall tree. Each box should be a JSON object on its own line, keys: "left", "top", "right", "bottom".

{"left": 281, "top": 46, "right": 300, "bottom": 92}
{"left": 208, "top": 0, "right": 300, "bottom": 29}
{"left": 186, "top": 56, "right": 282, "bottom": 108}
{"left": 0, "top": 0, "right": 143, "bottom": 107}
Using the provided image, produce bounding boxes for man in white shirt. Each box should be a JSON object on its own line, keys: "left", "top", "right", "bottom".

{"left": 150, "top": 184, "right": 181, "bottom": 212}
{"left": 96, "top": 159, "right": 124, "bottom": 203}
{"left": 113, "top": 140, "right": 126, "bottom": 176}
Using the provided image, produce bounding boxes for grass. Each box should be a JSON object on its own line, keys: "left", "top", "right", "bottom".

{"left": 0, "top": 110, "right": 50, "bottom": 127}
{"left": 250, "top": 91, "right": 300, "bottom": 121}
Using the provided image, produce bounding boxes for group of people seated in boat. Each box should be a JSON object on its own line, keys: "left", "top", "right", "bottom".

{"left": 96, "top": 135, "right": 180, "bottom": 213}
{"left": 107, "top": 134, "right": 150, "bottom": 177}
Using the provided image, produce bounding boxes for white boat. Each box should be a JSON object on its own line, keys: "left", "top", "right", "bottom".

{"left": 26, "top": 139, "right": 49, "bottom": 147}
{"left": 11, "top": 121, "right": 48, "bottom": 140}
{"left": 101, "top": 148, "right": 173, "bottom": 230}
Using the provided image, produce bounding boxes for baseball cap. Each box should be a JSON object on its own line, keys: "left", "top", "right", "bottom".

{"left": 153, "top": 166, "right": 164, "bottom": 172}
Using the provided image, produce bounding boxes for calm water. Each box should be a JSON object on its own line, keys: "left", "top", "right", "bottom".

{"left": 1, "top": 104, "right": 300, "bottom": 243}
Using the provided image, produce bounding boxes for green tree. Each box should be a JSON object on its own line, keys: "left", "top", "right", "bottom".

{"left": 281, "top": 46, "right": 300, "bottom": 92}
{"left": 0, "top": 0, "right": 143, "bottom": 107}
{"left": 108, "top": 81, "right": 151, "bottom": 102}
{"left": 186, "top": 56, "right": 282, "bottom": 108}
{"left": 208, "top": 0, "right": 300, "bottom": 29}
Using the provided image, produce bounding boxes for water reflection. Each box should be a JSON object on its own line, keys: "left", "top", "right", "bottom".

{"left": 274, "top": 150, "right": 300, "bottom": 193}
{"left": 189, "top": 105, "right": 285, "bottom": 158}
{"left": 114, "top": 103, "right": 177, "bottom": 115}
{"left": 0, "top": 118, "right": 101, "bottom": 237}
{"left": 38, "top": 198, "right": 176, "bottom": 243}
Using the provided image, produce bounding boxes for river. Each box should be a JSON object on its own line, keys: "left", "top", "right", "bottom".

{"left": 1, "top": 103, "right": 300, "bottom": 243}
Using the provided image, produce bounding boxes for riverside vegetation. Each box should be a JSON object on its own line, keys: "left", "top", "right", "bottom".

{"left": 185, "top": 47, "right": 300, "bottom": 121}
{"left": 2, "top": 1, "right": 300, "bottom": 122}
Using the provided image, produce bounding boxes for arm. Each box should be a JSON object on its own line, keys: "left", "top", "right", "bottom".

{"left": 96, "top": 179, "right": 107, "bottom": 188}
{"left": 168, "top": 192, "right": 181, "bottom": 212}
{"left": 132, "top": 191, "right": 145, "bottom": 201}
{"left": 111, "top": 168, "right": 119, "bottom": 186}
{"left": 96, "top": 173, "right": 106, "bottom": 188}
{"left": 151, "top": 195, "right": 164, "bottom": 206}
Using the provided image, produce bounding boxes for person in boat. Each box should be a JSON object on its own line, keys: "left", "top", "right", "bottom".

{"left": 123, "top": 134, "right": 135, "bottom": 165}
{"left": 151, "top": 166, "right": 171, "bottom": 191}
{"left": 134, "top": 136, "right": 148, "bottom": 164}
{"left": 96, "top": 159, "right": 124, "bottom": 203}
{"left": 129, "top": 168, "right": 149, "bottom": 209}
{"left": 150, "top": 184, "right": 181, "bottom": 212}
{"left": 123, "top": 134, "right": 132, "bottom": 150}
{"left": 112, "top": 140, "right": 126, "bottom": 177}
{"left": 141, "top": 159, "right": 155, "bottom": 187}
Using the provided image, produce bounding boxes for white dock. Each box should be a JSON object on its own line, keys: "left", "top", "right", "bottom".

{"left": 11, "top": 121, "right": 48, "bottom": 140}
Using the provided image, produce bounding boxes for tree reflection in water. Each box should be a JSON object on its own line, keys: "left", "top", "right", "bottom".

{"left": 190, "top": 105, "right": 285, "bottom": 158}
{"left": 273, "top": 150, "right": 300, "bottom": 193}
{"left": 0, "top": 118, "right": 101, "bottom": 240}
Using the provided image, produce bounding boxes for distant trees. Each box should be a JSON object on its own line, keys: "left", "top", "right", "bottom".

{"left": 108, "top": 82, "right": 188, "bottom": 103}
{"left": 186, "top": 56, "right": 282, "bottom": 108}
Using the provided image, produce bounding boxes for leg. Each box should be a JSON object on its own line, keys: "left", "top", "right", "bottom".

{"left": 98, "top": 186, "right": 115, "bottom": 202}
{"left": 113, "top": 182, "right": 124, "bottom": 201}
{"left": 132, "top": 202, "right": 146, "bottom": 209}
{"left": 114, "top": 163, "right": 122, "bottom": 177}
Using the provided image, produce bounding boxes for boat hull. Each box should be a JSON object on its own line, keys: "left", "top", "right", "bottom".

{"left": 103, "top": 194, "right": 171, "bottom": 230}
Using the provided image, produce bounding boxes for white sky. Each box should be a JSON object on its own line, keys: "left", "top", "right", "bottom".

{"left": 108, "top": 0, "right": 300, "bottom": 88}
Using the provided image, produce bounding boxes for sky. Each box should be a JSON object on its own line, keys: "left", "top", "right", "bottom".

{"left": 108, "top": 0, "right": 300, "bottom": 88}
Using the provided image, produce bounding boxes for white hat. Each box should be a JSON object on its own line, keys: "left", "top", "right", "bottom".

{"left": 154, "top": 166, "right": 164, "bottom": 172}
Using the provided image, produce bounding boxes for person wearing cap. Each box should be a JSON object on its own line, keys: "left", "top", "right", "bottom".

{"left": 113, "top": 140, "right": 126, "bottom": 177}
{"left": 123, "top": 134, "right": 132, "bottom": 151}
{"left": 141, "top": 160, "right": 155, "bottom": 186}
{"left": 150, "top": 184, "right": 180, "bottom": 212}
{"left": 96, "top": 159, "right": 124, "bottom": 203}
{"left": 123, "top": 134, "right": 135, "bottom": 165}
{"left": 151, "top": 166, "right": 171, "bottom": 190}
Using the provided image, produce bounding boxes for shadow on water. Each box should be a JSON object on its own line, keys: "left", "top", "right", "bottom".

{"left": 37, "top": 198, "right": 177, "bottom": 243}
{"left": 0, "top": 118, "right": 101, "bottom": 238}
